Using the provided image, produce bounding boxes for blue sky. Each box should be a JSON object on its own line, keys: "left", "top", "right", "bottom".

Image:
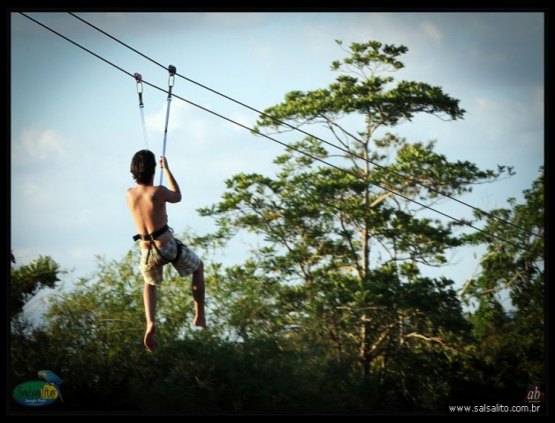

{"left": 11, "top": 12, "right": 544, "bottom": 314}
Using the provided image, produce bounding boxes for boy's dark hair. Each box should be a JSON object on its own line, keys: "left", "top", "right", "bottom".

{"left": 130, "top": 150, "right": 156, "bottom": 184}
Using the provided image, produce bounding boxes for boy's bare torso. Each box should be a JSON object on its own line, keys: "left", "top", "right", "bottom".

{"left": 127, "top": 185, "right": 172, "bottom": 249}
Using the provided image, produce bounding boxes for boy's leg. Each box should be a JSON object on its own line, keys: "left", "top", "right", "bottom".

{"left": 192, "top": 261, "right": 206, "bottom": 328}
{"left": 143, "top": 283, "right": 157, "bottom": 351}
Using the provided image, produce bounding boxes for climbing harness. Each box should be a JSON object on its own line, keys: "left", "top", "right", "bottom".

{"left": 134, "top": 72, "right": 149, "bottom": 148}
{"left": 133, "top": 224, "right": 184, "bottom": 264}
{"left": 160, "top": 64, "right": 177, "bottom": 185}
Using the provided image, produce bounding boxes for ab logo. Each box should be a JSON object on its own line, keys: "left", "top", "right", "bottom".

{"left": 524, "top": 385, "right": 544, "bottom": 404}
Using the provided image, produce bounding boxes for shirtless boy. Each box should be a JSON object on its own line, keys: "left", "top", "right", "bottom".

{"left": 127, "top": 149, "right": 206, "bottom": 352}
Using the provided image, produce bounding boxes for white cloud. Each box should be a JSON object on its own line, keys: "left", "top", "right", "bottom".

{"left": 22, "top": 181, "right": 39, "bottom": 199}
{"left": 464, "top": 45, "right": 506, "bottom": 65}
{"left": 472, "top": 94, "right": 543, "bottom": 151}
{"left": 229, "top": 112, "right": 256, "bottom": 132}
{"left": 20, "top": 127, "right": 66, "bottom": 160}
{"left": 22, "top": 287, "right": 57, "bottom": 327}
{"left": 69, "top": 247, "right": 87, "bottom": 259}
{"left": 420, "top": 21, "right": 443, "bottom": 43}
{"left": 145, "top": 100, "right": 187, "bottom": 135}
{"left": 21, "top": 181, "right": 50, "bottom": 205}
{"left": 248, "top": 39, "right": 277, "bottom": 64}
{"left": 77, "top": 209, "right": 93, "bottom": 224}
{"left": 183, "top": 112, "right": 210, "bottom": 142}
{"left": 473, "top": 96, "right": 515, "bottom": 141}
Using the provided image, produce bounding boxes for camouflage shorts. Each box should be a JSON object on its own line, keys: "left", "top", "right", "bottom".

{"left": 140, "top": 236, "right": 201, "bottom": 286}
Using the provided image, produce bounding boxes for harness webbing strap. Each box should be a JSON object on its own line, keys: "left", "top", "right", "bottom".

{"left": 159, "top": 64, "right": 177, "bottom": 186}
{"left": 151, "top": 239, "right": 183, "bottom": 264}
{"left": 132, "top": 224, "right": 169, "bottom": 242}
{"left": 134, "top": 72, "right": 148, "bottom": 148}
{"left": 133, "top": 224, "right": 182, "bottom": 264}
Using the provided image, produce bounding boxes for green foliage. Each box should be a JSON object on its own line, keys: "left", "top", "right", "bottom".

{"left": 10, "top": 256, "right": 62, "bottom": 318}
{"left": 8, "top": 252, "right": 374, "bottom": 411}
{"left": 460, "top": 167, "right": 544, "bottom": 399}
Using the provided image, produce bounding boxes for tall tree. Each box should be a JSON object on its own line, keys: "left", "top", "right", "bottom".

{"left": 201, "top": 40, "right": 510, "bottom": 404}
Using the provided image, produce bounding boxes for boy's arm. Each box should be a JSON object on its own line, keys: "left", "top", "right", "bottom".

{"left": 160, "top": 156, "right": 182, "bottom": 203}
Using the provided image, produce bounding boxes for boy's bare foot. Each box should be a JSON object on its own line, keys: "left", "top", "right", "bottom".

{"left": 144, "top": 322, "right": 156, "bottom": 352}
{"left": 193, "top": 314, "right": 207, "bottom": 329}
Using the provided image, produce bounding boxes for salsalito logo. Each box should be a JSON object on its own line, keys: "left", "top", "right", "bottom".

{"left": 12, "top": 370, "right": 64, "bottom": 407}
